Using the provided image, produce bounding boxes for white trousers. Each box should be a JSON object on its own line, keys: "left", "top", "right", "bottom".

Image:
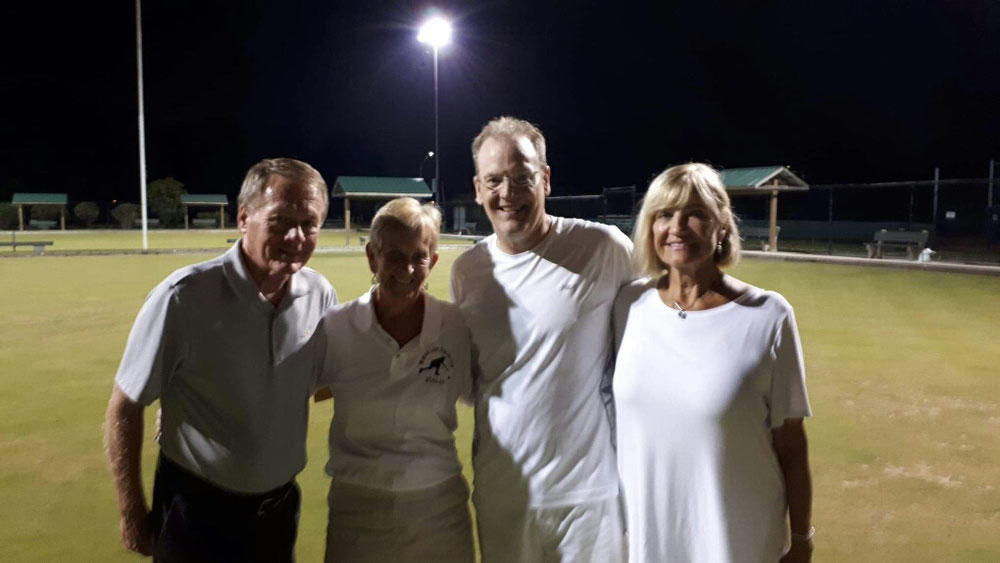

{"left": 324, "top": 474, "right": 475, "bottom": 563}
{"left": 475, "top": 495, "right": 627, "bottom": 563}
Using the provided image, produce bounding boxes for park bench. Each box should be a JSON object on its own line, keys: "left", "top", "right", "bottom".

{"left": 191, "top": 218, "right": 217, "bottom": 228}
{"left": 29, "top": 219, "right": 57, "bottom": 230}
{"left": 0, "top": 240, "right": 54, "bottom": 254}
{"left": 864, "top": 229, "right": 928, "bottom": 259}
{"left": 741, "top": 226, "right": 780, "bottom": 250}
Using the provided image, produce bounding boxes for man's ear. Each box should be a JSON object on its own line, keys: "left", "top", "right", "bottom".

{"left": 473, "top": 177, "right": 484, "bottom": 205}
{"left": 543, "top": 166, "right": 552, "bottom": 197}
{"left": 237, "top": 206, "right": 250, "bottom": 233}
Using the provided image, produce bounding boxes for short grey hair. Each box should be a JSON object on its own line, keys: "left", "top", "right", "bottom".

{"left": 633, "top": 163, "right": 742, "bottom": 278}
{"left": 471, "top": 116, "right": 547, "bottom": 173}
{"left": 238, "top": 158, "right": 328, "bottom": 214}
{"left": 369, "top": 197, "right": 442, "bottom": 253}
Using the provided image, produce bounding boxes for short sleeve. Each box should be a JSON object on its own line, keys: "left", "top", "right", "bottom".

{"left": 114, "top": 282, "right": 183, "bottom": 406}
{"left": 316, "top": 310, "right": 343, "bottom": 391}
{"left": 768, "top": 305, "right": 812, "bottom": 428}
{"left": 605, "top": 225, "right": 635, "bottom": 290}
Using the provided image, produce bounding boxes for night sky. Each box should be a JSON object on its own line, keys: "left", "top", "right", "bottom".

{"left": 3, "top": 1, "right": 999, "bottom": 208}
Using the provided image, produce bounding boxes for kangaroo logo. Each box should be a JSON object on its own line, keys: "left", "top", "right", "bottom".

{"left": 418, "top": 347, "right": 454, "bottom": 384}
{"left": 420, "top": 356, "right": 448, "bottom": 376}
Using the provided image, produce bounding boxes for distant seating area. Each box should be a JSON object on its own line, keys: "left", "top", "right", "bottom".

{"left": 191, "top": 218, "right": 218, "bottom": 228}
{"left": 865, "top": 230, "right": 929, "bottom": 260}
{"left": 29, "top": 219, "right": 58, "bottom": 230}
{"left": 742, "top": 226, "right": 780, "bottom": 251}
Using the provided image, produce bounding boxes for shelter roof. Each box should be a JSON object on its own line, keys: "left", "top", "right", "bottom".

{"left": 12, "top": 193, "right": 67, "bottom": 204}
{"left": 181, "top": 194, "right": 229, "bottom": 205}
{"left": 332, "top": 176, "right": 432, "bottom": 199}
{"left": 720, "top": 166, "right": 808, "bottom": 194}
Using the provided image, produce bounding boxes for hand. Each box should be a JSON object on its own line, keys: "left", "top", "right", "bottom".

{"left": 780, "top": 538, "right": 812, "bottom": 563}
{"left": 120, "top": 508, "right": 154, "bottom": 556}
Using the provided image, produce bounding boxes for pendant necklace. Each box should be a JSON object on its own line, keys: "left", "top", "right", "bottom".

{"left": 670, "top": 301, "right": 687, "bottom": 319}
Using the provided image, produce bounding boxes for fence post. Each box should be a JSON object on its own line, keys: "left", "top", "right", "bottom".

{"left": 827, "top": 187, "right": 833, "bottom": 255}
{"left": 932, "top": 167, "right": 940, "bottom": 237}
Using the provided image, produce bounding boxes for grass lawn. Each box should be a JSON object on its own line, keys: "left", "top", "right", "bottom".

{"left": 1, "top": 229, "right": 475, "bottom": 254}
{"left": 1, "top": 248, "right": 998, "bottom": 561}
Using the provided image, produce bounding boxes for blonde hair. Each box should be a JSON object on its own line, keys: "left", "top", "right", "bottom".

{"left": 369, "top": 197, "right": 442, "bottom": 252}
{"left": 471, "top": 116, "right": 547, "bottom": 173}
{"left": 633, "top": 163, "right": 741, "bottom": 278}
{"left": 238, "top": 158, "right": 328, "bottom": 213}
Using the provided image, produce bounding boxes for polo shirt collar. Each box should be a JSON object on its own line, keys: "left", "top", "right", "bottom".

{"left": 223, "top": 241, "right": 267, "bottom": 306}
{"left": 352, "top": 287, "right": 441, "bottom": 347}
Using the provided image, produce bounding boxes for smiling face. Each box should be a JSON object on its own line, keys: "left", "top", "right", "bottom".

{"left": 238, "top": 175, "right": 325, "bottom": 282}
{"left": 367, "top": 222, "right": 439, "bottom": 302}
{"left": 651, "top": 198, "right": 724, "bottom": 272}
{"left": 474, "top": 134, "right": 551, "bottom": 253}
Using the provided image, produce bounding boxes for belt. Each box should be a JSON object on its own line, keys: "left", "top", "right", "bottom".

{"left": 156, "top": 453, "right": 296, "bottom": 515}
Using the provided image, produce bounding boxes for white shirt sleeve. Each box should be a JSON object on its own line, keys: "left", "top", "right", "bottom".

{"left": 767, "top": 304, "right": 812, "bottom": 428}
{"left": 114, "top": 282, "right": 183, "bottom": 406}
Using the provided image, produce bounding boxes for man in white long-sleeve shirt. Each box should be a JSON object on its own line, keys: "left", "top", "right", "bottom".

{"left": 450, "top": 117, "right": 633, "bottom": 562}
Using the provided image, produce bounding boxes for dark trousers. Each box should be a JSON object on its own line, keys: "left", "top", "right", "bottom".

{"left": 150, "top": 454, "right": 300, "bottom": 563}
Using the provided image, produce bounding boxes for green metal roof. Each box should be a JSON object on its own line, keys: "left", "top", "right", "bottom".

{"left": 12, "top": 193, "right": 67, "bottom": 204}
{"left": 181, "top": 194, "right": 229, "bottom": 205}
{"left": 332, "top": 176, "right": 432, "bottom": 198}
{"left": 720, "top": 166, "right": 808, "bottom": 192}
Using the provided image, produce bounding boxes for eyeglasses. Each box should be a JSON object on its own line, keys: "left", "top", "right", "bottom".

{"left": 477, "top": 171, "right": 543, "bottom": 191}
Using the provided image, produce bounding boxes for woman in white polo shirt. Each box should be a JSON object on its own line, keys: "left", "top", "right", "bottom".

{"left": 612, "top": 163, "right": 814, "bottom": 562}
{"left": 317, "top": 197, "right": 474, "bottom": 562}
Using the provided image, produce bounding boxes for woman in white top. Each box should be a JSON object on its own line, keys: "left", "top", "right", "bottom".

{"left": 612, "top": 163, "right": 814, "bottom": 563}
{"left": 317, "top": 197, "right": 474, "bottom": 562}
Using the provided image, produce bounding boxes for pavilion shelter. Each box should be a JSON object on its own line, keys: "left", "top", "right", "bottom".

{"left": 12, "top": 193, "right": 68, "bottom": 231}
{"left": 331, "top": 176, "right": 433, "bottom": 245}
{"left": 181, "top": 194, "right": 229, "bottom": 229}
{"left": 720, "top": 166, "right": 808, "bottom": 252}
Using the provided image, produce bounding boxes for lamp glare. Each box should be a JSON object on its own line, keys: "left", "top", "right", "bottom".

{"left": 417, "top": 17, "right": 452, "bottom": 48}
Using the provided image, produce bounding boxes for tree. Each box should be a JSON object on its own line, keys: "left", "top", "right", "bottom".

{"left": 111, "top": 203, "right": 140, "bottom": 229}
{"left": 147, "top": 177, "right": 186, "bottom": 228}
{"left": 74, "top": 201, "right": 100, "bottom": 227}
{"left": 0, "top": 203, "right": 17, "bottom": 230}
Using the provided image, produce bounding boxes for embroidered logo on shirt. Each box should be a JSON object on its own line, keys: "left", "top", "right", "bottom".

{"left": 418, "top": 347, "right": 454, "bottom": 384}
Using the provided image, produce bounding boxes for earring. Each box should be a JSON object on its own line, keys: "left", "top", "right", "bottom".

{"left": 371, "top": 274, "right": 378, "bottom": 285}
{"left": 423, "top": 281, "right": 429, "bottom": 291}
{"left": 715, "top": 240, "right": 724, "bottom": 258}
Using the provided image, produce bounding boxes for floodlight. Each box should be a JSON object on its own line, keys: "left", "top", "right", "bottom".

{"left": 417, "top": 17, "right": 452, "bottom": 48}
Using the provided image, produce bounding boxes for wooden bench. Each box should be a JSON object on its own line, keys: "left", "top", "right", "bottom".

{"left": 865, "top": 229, "right": 928, "bottom": 259}
{"left": 29, "top": 219, "right": 57, "bottom": 230}
{"left": 741, "top": 226, "right": 780, "bottom": 250}
{"left": 191, "top": 218, "right": 217, "bottom": 228}
{"left": 0, "top": 240, "right": 54, "bottom": 254}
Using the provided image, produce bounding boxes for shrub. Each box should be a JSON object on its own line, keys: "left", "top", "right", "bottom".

{"left": 73, "top": 202, "right": 100, "bottom": 227}
{"left": 148, "top": 177, "right": 186, "bottom": 227}
{"left": 31, "top": 205, "right": 63, "bottom": 221}
{"left": 0, "top": 203, "right": 17, "bottom": 230}
{"left": 111, "top": 203, "right": 140, "bottom": 229}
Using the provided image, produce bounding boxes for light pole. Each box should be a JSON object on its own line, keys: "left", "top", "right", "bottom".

{"left": 417, "top": 16, "right": 451, "bottom": 205}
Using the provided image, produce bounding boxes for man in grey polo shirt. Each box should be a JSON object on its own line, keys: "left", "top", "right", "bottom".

{"left": 104, "top": 158, "right": 336, "bottom": 561}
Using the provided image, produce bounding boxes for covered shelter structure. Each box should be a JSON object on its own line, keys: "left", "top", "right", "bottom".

{"left": 181, "top": 194, "right": 229, "bottom": 229}
{"left": 12, "top": 193, "right": 68, "bottom": 231}
{"left": 720, "top": 166, "right": 808, "bottom": 252}
{"left": 331, "top": 176, "right": 433, "bottom": 245}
